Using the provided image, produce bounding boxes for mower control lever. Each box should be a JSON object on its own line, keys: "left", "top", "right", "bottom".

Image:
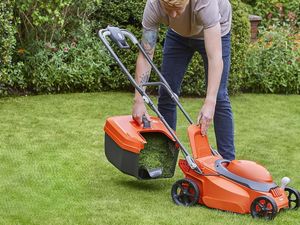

{"left": 107, "top": 26, "right": 130, "bottom": 49}
{"left": 142, "top": 115, "right": 151, "bottom": 128}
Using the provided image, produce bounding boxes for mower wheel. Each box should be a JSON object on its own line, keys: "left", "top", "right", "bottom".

{"left": 285, "top": 187, "right": 300, "bottom": 210}
{"left": 250, "top": 196, "right": 278, "bottom": 220}
{"left": 171, "top": 178, "right": 199, "bottom": 207}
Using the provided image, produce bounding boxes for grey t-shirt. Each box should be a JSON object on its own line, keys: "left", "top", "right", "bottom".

{"left": 142, "top": 0, "right": 232, "bottom": 39}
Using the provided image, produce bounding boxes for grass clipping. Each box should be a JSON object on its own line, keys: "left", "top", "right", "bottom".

{"left": 138, "top": 132, "right": 178, "bottom": 178}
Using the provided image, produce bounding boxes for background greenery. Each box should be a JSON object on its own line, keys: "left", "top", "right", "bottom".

{"left": 0, "top": 93, "right": 299, "bottom": 224}
{"left": 242, "top": 0, "right": 300, "bottom": 94}
{"left": 0, "top": 0, "right": 24, "bottom": 95}
{"left": 243, "top": 27, "right": 299, "bottom": 93}
{"left": 0, "top": 0, "right": 299, "bottom": 96}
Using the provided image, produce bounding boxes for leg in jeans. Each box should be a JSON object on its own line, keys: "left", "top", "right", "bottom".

{"left": 197, "top": 33, "right": 235, "bottom": 160}
{"left": 158, "top": 29, "right": 194, "bottom": 130}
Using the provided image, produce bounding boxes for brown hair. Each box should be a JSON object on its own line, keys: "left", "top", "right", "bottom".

{"left": 160, "top": 0, "right": 189, "bottom": 7}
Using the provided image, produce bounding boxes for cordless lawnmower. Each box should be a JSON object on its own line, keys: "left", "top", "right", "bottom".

{"left": 99, "top": 26, "right": 300, "bottom": 220}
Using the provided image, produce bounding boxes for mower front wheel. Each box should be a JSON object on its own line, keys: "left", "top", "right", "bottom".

{"left": 250, "top": 196, "right": 278, "bottom": 220}
{"left": 285, "top": 187, "right": 300, "bottom": 210}
{"left": 171, "top": 178, "right": 199, "bottom": 207}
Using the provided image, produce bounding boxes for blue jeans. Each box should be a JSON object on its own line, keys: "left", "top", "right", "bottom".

{"left": 158, "top": 29, "right": 235, "bottom": 160}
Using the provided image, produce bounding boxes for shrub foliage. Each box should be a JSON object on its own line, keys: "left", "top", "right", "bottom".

{"left": 0, "top": 0, "right": 24, "bottom": 95}
{"left": 4, "top": 0, "right": 298, "bottom": 96}
{"left": 243, "top": 27, "right": 300, "bottom": 94}
{"left": 252, "top": 0, "right": 299, "bottom": 29}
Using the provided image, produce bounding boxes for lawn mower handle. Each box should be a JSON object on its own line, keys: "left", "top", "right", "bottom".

{"left": 99, "top": 26, "right": 194, "bottom": 125}
{"left": 98, "top": 26, "right": 202, "bottom": 174}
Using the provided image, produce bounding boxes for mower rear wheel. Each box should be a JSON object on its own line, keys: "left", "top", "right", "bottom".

{"left": 250, "top": 196, "right": 278, "bottom": 220}
{"left": 171, "top": 178, "right": 199, "bottom": 206}
{"left": 285, "top": 187, "right": 300, "bottom": 210}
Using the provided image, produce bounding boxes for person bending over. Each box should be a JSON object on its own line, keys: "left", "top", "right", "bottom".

{"left": 132, "top": 0, "right": 235, "bottom": 160}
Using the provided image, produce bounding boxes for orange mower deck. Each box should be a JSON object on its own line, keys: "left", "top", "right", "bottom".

{"left": 170, "top": 125, "right": 299, "bottom": 219}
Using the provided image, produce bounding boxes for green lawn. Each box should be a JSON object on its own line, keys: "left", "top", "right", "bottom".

{"left": 0, "top": 93, "right": 299, "bottom": 225}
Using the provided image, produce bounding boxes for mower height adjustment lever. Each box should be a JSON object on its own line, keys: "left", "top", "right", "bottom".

{"left": 186, "top": 155, "right": 202, "bottom": 174}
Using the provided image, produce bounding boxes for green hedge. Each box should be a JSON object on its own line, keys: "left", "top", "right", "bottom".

{"left": 240, "top": 0, "right": 299, "bottom": 94}
{"left": 0, "top": 1, "right": 15, "bottom": 70}
{"left": 229, "top": 0, "right": 251, "bottom": 94}
{"left": 3, "top": 0, "right": 299, "bottom": 96}
{"left": 242, "top": 27, "right": 300, "bottom": 94}
{"left": 2, "top": 0, "right": 113, "bottom": 94}
{"left": 0, "top": 0, "right": 24, "bottom": 95}
{"left": 21, "top": 25, "right": 112, "bottom": 93}
{"left": 252, "top": 0, "right": 299, "bottom": 28}
{"left": 1, "top": 0, "right": 250, "bottom": 96}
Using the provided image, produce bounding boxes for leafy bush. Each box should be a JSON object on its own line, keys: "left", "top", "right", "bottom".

{"left": 240, "top": 0, "right": 299, "bottom": 94}
{"left": 15, "top": 0, "right": 102, "bottom": 44}
{"left": 241, "top": 0, "right": 256, "bottom": 6}
{"left": 0, "top": 1, "right": 15, "bottom": 69}
{"left": 0, "top": 0, "right": 25, "bottom": 96}
{"left": 7, "top": 0, "right": 113, "bottom": 94}
{"left": 250, "top": 0, "right": 299, "bottom": 29}
{"left": 1, "top": 0, "right": 250, "bottom": 96}
{"left": 242, "top": 27, "right": 300, "bottom": 94}
{"left": 21, "top": 25, "right": 112, "bottom": 93}
{"left": 228, "top": 0, "right": 251, "bottom": 94}
{"left": 95, "top": 0, "right": 146, "bottom": 27}
{"left": 0, "top": 0, "right": 15, "bottom": 93}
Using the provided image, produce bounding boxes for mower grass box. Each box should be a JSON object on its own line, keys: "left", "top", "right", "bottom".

{"left": 104, "top": 115, "right": 179, "bottom": 179}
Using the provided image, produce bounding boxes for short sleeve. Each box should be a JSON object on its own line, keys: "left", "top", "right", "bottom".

{"left": 142, "top": 0, "right": 160, "bottom": 30}
{"left": 194, "top": 0, "right": 221, "bottom": 29}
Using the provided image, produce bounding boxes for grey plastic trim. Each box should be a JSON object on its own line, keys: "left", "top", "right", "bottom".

{"left": 215, "top": 159, "right": 278, "bottom": 192}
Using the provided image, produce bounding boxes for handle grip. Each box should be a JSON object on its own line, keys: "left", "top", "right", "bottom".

{"left": 107, "top": 26, "right": 130, "bottom": 49}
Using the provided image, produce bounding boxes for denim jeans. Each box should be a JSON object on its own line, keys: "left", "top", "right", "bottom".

{"left": 158, "top": 29, "right": 235, "bottom": 160}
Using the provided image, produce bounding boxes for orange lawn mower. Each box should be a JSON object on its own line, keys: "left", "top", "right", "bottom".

{"left": 99, "top": 26, "right": 299, "bottom": 220}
